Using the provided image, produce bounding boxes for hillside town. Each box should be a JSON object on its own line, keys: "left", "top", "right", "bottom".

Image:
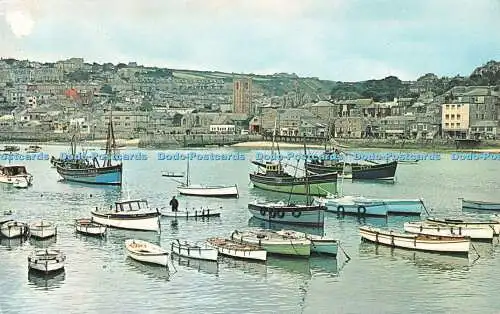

{"left": 0, "top": 57, "right": 499, "bottom": 142}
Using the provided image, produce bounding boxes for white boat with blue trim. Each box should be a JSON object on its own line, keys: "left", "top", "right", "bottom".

{"left": 316, "top": 194, "right": 424, "bottom": 216}
{"left": 91, "top": 199, "right": 161, "bottom": 232}
{"left": 206, "top": 237, "right": 267, "bottom": 261}
{"left": 461, "top": 199, "right": 500, "bottom": 211}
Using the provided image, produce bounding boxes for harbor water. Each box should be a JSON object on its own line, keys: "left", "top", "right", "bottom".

{"left": 1, "top": 146, "right": 499, "bottom": 314}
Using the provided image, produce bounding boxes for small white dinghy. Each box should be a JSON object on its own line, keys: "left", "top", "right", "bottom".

{"left": 171, "top": 239, "right": 218, "bottom": 262}
{"left": 13, "top": 178, "right": 29, "bottom": 189}
{"left": 161, "top": 207, "right": 222, "bottom": 219}
{"left": 75, "top": 218, "right": 107, "bottom": 236}
{"left": 125, "top": 239, "right": 169, "bottom": 266}
{"left": 1, "top": 220, "right": 29, "bottom": 238}
{"left": 29, "top": 220, "right": 57, "bottom": 240}
{"left": 206, "top": 237, "right": 267, "bottom": 262}
{"left": 404, "top": 221, "right": 494, "bottom": 240}
{"left": 359, "top": 226, "right": 470, "bottom": 254}
{"left": 28, "top": 249, "right": 66, "bottom": 274}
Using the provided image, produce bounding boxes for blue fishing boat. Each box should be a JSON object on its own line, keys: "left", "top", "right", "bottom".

{"left": 56, "top": 111, "right": 122, "bottom": 186}
{"left": 316, "top": 195, "right": 424, "bottom": 216}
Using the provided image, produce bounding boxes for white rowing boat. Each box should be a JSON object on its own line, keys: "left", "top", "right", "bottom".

{"left": 359, "top": 226, "right": 470, "bottom": 254}
{"left": 1, "top": 220, "right": 29, "bottom": 239}
{"left": 426, "top": 217, "right": 500, "bottom": 235}
{"left": 230, "top": 229, "right": 311, "bottom": 257}
{"left": 161, "top": 207, "right": 221, "bottom": 218}
{"left": 206, "top": 237, "right": 267, "bottom": 261}
{"left": 171, "top": 239, "right": 218, "bottom": 261}
{"left": 75, "top": 218, "right": 107, "bottom": 236}
{"left": 404, "top": 221, "right": 494, "bottom": 240}
{"left": 29, "top": 220, "right": 57, "bottom": 239}
{"left": 28, "top": 249, "right": 66, "bottom": 274}
{"left": 125, "top": 239, "right": 169, "bottom": 266}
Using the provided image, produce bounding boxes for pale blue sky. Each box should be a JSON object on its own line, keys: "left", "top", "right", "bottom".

{"left": 0, "top": 0, "right": 499, "bottom": 81}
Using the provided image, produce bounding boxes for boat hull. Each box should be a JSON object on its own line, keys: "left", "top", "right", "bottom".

{"left": 91, "top": 211, "right": 160, "bottom": 232}
{"left": 248, "top": 203, "right": 325, "bottom": 227}
{"left": 230, "top": 230, "right": 311, "bottom": 257}
{"left": 29, "top": 222, "right": 57, "bottom": 239}
{"left": 426, "top": 217, "right": 500, "bottom": 235}
{"left": 171, "top": 242, "right": 218, "bottom": 261}
{"left": 249, "top": 173, "right": 337, "bottom": 197}
{"left": 404, "top": 222, "right": 494, "bottom": 240}
{"left": 206, "top": 238, "right": 267, "bottom": 261}
{"left": 56, "top": 164, "right": 122, "bottom": 185}
{"left": 306, "top": 161, "right": 397, "bottom": 180}
{"left": 75, "top": 219, "right": 107, "bottom": 236}
{"left": 28, "top": 250, "right": 66, "bottom": 274}
{"left": 161, "top": 209, "right": 221, "bottom": 218}
{"left": 462, "top": 199, "right": 500, "bottom": 211}
{"left": 318, "top": 197, "right": 423, "bottom": 216}
{"left": 309, "top": 238, "right": 338, "bottom": 255}
{"left": 1, "top": 221, "right": 29, "bottom": 238}
{"left": 0, "top": 174, "right": 33, "bottom": 185}
{"left": 177, "top": 185, "right": 238, "bottom": 198}
{"left": 125, "top": 239, "right": 169, "bottom": 266}
{"left": 360, "top": 226, "right": 470, "bottom": 253}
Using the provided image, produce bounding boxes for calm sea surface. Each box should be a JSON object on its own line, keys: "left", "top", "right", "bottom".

{"left": 1, "top": 145, "right": 499, "bottom": 314}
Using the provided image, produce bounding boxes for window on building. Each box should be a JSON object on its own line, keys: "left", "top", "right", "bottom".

{"left": 445, "top": 114, "right": 449, "bottom": 119}
{"left": 125, "top": 117, "right": 130, "bottom": 120}
{"left": 445, "top": 123, "right": 449, "bottom": 127}
{"left": 487, "top": 127, "right": 493, "bottom": 132}
{"left": 456, "top": 123, "right": 460, "bottom": 127}
{"left": 481, "top": 114, "right": 485, "bottom": 119}
{"left": 451, "top": 123, "right": 455, "bottom": 127}
{"left": 451, "top": 114, "right": 455, "bottom": 119}
{"left": 457, "top": 114, "right": 461, "bottom": 119}
{"left": 446, "top": 105, "right": 450, "bottom": 109}
{"left": 457, "top": 104, "right": 461, "bottom": 108}
{"left": 451, "top": 105, "right": 455, "bottom": 109}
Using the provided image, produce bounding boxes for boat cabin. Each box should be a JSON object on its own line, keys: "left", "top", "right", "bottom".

{"left": 0, "top": 165, "right": 29, "bottom": 176}
{"left": 114, "top": 199, "right": 149, "bottom": 212}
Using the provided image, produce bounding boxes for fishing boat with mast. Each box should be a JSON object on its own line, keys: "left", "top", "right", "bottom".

{"left": 249, "top": 121, "right": 337, "bottom": 197}
{"left": 305, "top": 134, "right": 397, "bottom": 181}
{"left": 248, "top": 141, "right": 327, "bottom": 227}
{"left": 175, "top": 157, "right": 238, "bottom": 198}
{"left": 55, "top": 110, "right": 123, "bottom": 186}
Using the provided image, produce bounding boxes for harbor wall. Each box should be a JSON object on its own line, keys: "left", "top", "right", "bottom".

{"left": 138, "top": 134, "right": 263, "bottom": 148}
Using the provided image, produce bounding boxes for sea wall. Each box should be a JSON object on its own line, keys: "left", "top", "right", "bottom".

{"left": 138, "top": 134, "right": 263, "bottom": 148}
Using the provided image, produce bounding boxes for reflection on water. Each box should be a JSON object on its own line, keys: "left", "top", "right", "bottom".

{"left": 268, "top": 256, "right": 312, "bottom": 278}
{"left": 28, "top": 269, "right": 66, "bottom": 291}
{"left": 221, "top": 256, "right": 268, "bottom": 277}
{"left": 107, "top": 229, "right": 161, "bottom": 247}
{"left": 0, "top": 236, "right": 28, "bottom": 250}
{"left": 30, "top": 236, "right": 57, "bottom": 248}
{"left": 359, "top": 241, "right": 471, "bottom": 272}
{"left": 125, "top": 257, "right": 170, "bottom": 282}
{"left": 309, "top": 257, "right": 339, "bottom": 277}
{"left": 171, "top": 254, "right": 219, "bottom": 276}
{"left": 247, "top": 217, "right": 324, "bottom": 236}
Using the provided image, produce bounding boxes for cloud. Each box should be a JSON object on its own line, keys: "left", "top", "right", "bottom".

{"left": 5, "top": 9, "right": 34, "bottom": 37}
{"left": 0, "top": 0, "right": 498, "bottom": 81}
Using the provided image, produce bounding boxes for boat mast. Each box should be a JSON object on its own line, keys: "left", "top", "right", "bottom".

{"left": 186, "top": 157, "right": 190, "bottom": 186}
{"left": 105, "top": 107, "right": 116, "bottom": 167}
{"left": 303, "top": 139, "right": 311, "bottom": 205}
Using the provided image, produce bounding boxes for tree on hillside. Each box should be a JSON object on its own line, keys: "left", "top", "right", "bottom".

{"left": 100, "top": 84, "right": 113, "bottom": 94}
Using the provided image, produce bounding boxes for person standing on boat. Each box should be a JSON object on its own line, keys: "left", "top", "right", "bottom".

{"left": 169, "top": 196, "right": 179, "bottom": 212}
